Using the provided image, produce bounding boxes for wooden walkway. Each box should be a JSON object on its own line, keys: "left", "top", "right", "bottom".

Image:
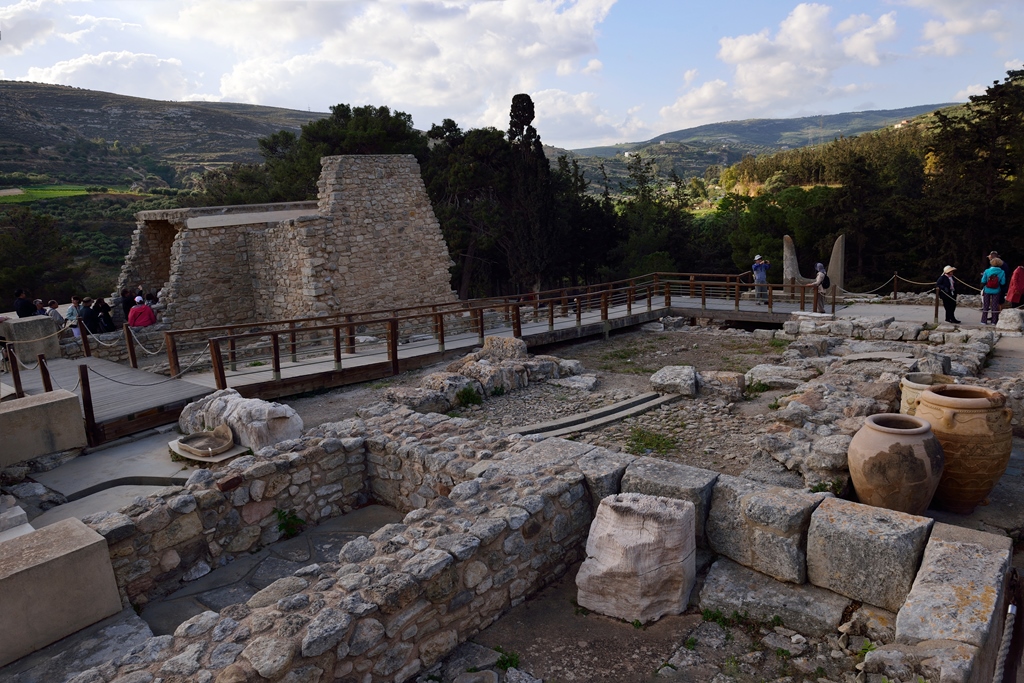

{"left": 2, "top": 275, "right": 817, "bottom": 445}
{"left": 7, "top": 357, "right": 212, "bottom": 444}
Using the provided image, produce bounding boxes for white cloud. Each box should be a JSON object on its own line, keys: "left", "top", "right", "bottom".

{"left": 0, "top": 0, "right": 58, "bottom": 55}
{"left": 659, "top": 3, "right": 900, "bottom": 131}
{"left": 529, "top": 87, "right": 652, "bottom": 147}
{"left": 954, "top": 83, "right": 985, "bottom": 99}
{"left": 23, "top": 51, "right": 201, "bottom": 101}
{"left": 1006, "top": 59, "right": 1024, "bottom": 70}
{"left": 683, "top": 68, "right": 698, "bottom": 85}
{"left": 583, "top": 58, "right": 602, "bottom": 74}
{"left": 898, "top": 0, "right": 1004, "bottom": 55}
{"left": 60, "top": 14, "right": 140, "bottom": 44}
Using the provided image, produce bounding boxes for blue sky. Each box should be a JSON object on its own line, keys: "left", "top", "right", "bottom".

{"left": 1, "top": 0, "right": 1021, "bottom": 148}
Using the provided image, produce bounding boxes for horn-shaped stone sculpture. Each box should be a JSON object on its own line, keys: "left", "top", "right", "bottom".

{"left": 782, "top": 234, "right": 845, "bottom": 292}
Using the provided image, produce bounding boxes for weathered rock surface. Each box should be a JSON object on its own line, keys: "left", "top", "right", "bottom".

{"left": 699, "top": 558, "right": 849, "bottom": 637}
{"left": 806, "top": 498, "right": 932, "bottom": 612}
{"left": 620, "top": 457, "right": 718, "bottom": 546}
{"left": 650, "top": 366, "right": 698, "bottom": 397}
{"left": 744, "top": 364, "right": 818, "bottom": 389}
{"left": 576, "top": 493, "right": 696, "bottom": 623}
{"left": 179, "top": 389, "right": 303, "bottom": 451}
{"left": 697, "top": 370, "right": 745, "bottom": 402}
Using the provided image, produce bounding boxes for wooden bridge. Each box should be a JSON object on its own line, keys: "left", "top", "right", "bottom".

{"left": 3, "top": 272, "right": 827, "bottom": 445}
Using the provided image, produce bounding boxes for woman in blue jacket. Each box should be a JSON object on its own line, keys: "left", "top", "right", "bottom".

{"left": 981, "top": 257, "right": 1007, "bottom": 325}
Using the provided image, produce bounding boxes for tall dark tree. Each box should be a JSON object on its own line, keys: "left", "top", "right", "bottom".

{"left": 0, "top": 207, "right": 86, "bottom": 304}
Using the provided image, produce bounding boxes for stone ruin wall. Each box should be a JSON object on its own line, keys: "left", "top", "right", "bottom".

{"left": 79, "top": 398, "right": 1010, "bottom": 683}
{"left": 117, "top": 155, "right": 456, "bottom": 330}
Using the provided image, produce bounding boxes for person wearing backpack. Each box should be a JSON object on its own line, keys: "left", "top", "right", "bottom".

{"left": 981, "top": 257, "right": 1006, "bottom": 325}
{"left": 813, "top": 262, "right": 829, "bottom": 313}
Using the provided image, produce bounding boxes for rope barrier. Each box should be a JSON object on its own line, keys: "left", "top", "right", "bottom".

{"left": 84, "top": 343, "right": 210, "bottom": 386}
{"left": 82, "top": 329, "right": 125, "bottom": 348}
{"left": 128, "top": 326, "right": 167, "bottom": 355}
{"left": 991, "top": 603, "right": 1016, "bottom": 683}
{"left": 40, "top": 358, "right": 81, "bottom": 393}
{"left": 838, "top": 276, "right": 895, "bottom": 296}
{"left": 15, "top": 354, "right": 39, "bottom": 371}
{"left": 0, "top": 324, "right": 66, "bottom": 344}
{"left": 953, "top": 276, "right": 983, "bottom": 293}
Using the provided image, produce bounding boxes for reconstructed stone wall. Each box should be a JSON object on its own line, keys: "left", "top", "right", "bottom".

{"left": 118, "top": 155, "right": 456, "bottom": 330}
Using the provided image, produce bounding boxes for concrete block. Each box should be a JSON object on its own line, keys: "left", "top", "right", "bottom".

{"left": 0, "top": 316, "right": 61, "bottom": 361}
{"left": 620, "top": 457, "right": 718, "bottom": 546}
{"left": 806, "top": 498, "right": 932, "bottom": 612}
{"left": 0, "top": 518, "right": 122, "bottom": 667}
{"left": 895, "top": 523, "right": 1010, "bottom": 683}
{"left": 706, "top": 475, "right": 826, "bottom": 583}
{"left": 0, "top": 390, "right": 86, "bottom": 468}
{"left": 699, "top": 558, "right": 849, "bottom": 637}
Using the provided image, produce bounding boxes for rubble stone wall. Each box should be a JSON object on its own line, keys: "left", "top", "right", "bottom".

{"left": 117, "top": 155, "right": 456, "bottom": 330}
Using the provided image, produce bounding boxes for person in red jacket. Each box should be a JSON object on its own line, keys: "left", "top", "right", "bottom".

{"left": 127, "top": 296, "right": 157, "bottom": 327}
{"left": 1007, "top": 263, "right": 1024, "bottom": 309}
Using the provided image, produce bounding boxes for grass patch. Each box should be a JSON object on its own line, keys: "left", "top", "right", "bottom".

{"left": 0, "top": 185, "right": 90, "bottom": 203}
{"left": 493, "top": 646, "right": 520, "bottom": 670}
{"left": 273, "top": 508, "right": 306, "bottom": 538}
{"left": 768, "top": 338, "right": 790, "bottom": 349}
{"left": 746, "top": 380, "right": 771, "bottom": 396}
{"left": 626, "top": 427, "right": 677, "bottom": 455}
{"left": 456, "top": 386, "right": 483, "bottom": 406}
{"left": 809, "top": 478, "right": 845, "bottom": 495}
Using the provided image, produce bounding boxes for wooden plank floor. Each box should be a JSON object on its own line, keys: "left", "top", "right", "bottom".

{"left": 10, "top": 357, "right": 212, "bottom": 424}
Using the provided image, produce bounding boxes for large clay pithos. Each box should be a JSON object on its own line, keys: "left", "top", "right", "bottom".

{"left": 899, "top": 373, "right": 954, "bottom": 416}
{"left": 915, "top": 385, "right": 1013, "bottom": 515}
{"left": 847, "top": 414, "right": 944, "bottom": 515}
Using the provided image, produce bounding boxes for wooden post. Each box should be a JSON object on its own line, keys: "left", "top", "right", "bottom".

{"left": 934, "top": 287, "right": 940, "bottom": 325}
{"left": 271, "top": 334, "right": 281, "bottom": 380}
{"left": 831, "top": 285, "right": 836, "bottom": 315}
{"left": 512, "top": 305, "right": 522, "bottom": 337}
{"left": 435, "top": 313, "right": 445, "bottom": 352}
{"left": 210, "top": 338, "right": 227, "bottom": 390}
{"left": 387, "top": 318, "right": 400, "bottom": 376}
{"left": 345, "top": 315, "right": 356, "bottom": 355}
{"left": 689, "top": 274, "right": 695, "bottom": 297}
{"left": 601, "top": 292, "right": 609, "bottom": 321}
{"left": 38, "top": 354, "right": 52, "bottom": 392}
{"left": 627, "top": 284, "right": 634, "bottom": 315}
{"left": 893, "top": 271, "right": 899, "bottom": 300}
{"left": 800, "top": 285, "right": 807, "bottom": 311}
{"left": 78, "top": 320, "right": 91, "bottom": 357}
{"left": 768, "top": 285, "right": 774, "bottom": 312}
{"left": 701, "top": 283, "right": 706, "bottom": 311}
{"left": 8, "top": 346, "right": 23, "bottom": 398}
{"left": 548, "top": 301, "right": 555, "bottom": 331}
{"left": 289, "top": 322, "right": 297, "bottom": 363}
{"left": 79, "top": 364, "right": 97, "bottom": 447}
{"left": 166, "top": 332, "right": 180, "bottom": 378}
{"left": 476, "top": 308, "right": 485, "bottom": 345}
{"left": 123, "top": 323, "right": 138, "bottom": 369}
{"left": 228, "top": 337, "right": 237, "bottom": 372}
{"left": 734, "top": 280, "right": 741, "bottom": 311}
{"left": 664, "top": 282, "right": 671, "bottom": 308}
{"left": 646, "top": 286, "right": 652, "bottom": 312}
{"left": 575, "top": 298, "right": 582, "bottom": 328}
{"left": 333, "top": 326, "right": 343, "bottom": 370}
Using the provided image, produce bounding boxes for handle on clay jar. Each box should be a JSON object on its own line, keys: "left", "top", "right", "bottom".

{"left": 940, "top": 408, "right": 956, "bottom": 429}
{"left": 1004, "top": 407, "right": 1013, "bottom": 422}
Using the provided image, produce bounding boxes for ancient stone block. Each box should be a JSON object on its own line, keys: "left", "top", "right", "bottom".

{"left": 744, "top": 364, "right": 818, "bottom": 389}
{"left": 620, "top": 457, "right": 718, "bottom": 546}
{"left": 576, "top": 493, "right": 695, "bottom": 623}
{"left": 697, "top": 370, "right": 745, "bottom": 402}
{"left": 806, "top": 498, "right": 932, "bottom": 612}
{"left": 699, "top": 558, "right": 849, "bottom": 637}
{"left": 705, "top": 475, "right": 826, "bottom": 584}
{"left": 383, "top": 387, "right": 450, "bottom": 414}
{"left": 649, "top": 366, "right": 698, "bottom": 397}
{"left": 179, "top": 389, "right": 303, "bottom": 451}
{"left": 895, "top": 522, "right": 1010, "bottom": 673}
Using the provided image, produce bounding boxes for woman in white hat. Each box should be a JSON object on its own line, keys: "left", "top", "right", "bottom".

{"left": 751, "top": 254, "right": 770, "bottom": 303}
{"left": 936, "top": 265, "right": 960, "bottom": 324}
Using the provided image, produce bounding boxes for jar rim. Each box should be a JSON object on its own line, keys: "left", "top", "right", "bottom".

{"left": 865, "top": 413, "right": 932, "bottom": 434}
{"left": 919, "top": 385, "right": 1005, "bottom": 410}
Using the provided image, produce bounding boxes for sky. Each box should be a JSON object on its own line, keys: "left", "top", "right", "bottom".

{"left": 1, "top": 0, "right": 1022, "bottom": 149}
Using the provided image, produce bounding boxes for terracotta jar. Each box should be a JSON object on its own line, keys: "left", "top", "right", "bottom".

{"left": 915, "top": 385, "right": 1013, "bottom": 514}
{"left": 847, "top": 413, "right": 944, "bottom": 515}
{"left": 899, "top": 373, "right": 954, "bottom": 416}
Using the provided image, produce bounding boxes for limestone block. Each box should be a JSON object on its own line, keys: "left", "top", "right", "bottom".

{"left": 0, "top": 390, "right": 87, "bottom": 468}
{"left": 705, "top": 475, "right": 826, "bottom": 583}
{"left": 895, "top": 523, "right": 1010, "bottom": 681}
{"left": 996, "top": 308, "right": 1024, "bottom": 332}
{"left": 745, "top": 364, "right": 818, "bottom": 389}
{"left": 0, "top": 315, "right": 61, "bottom": 361}
{"left": 699, "top": 558, "right": 849, "bottom": 637}
{"left": 548, "top": 374, "right": 598, "bottom": 391}
{"left": 521, "top": 358, "right": 559, "bottom": 381}
{"left": 806, "top": 497, "right": 932, "bottom": 612}
{"left": 480, "top": 336, "right": 528, "bottom": 360}
{"left": 460, "top": 360, "right": 526, "bottom": 396}
{"left": 576, "top": 493, "right": 695, "bottom": 623}
{"left": 419, "top": 372, "right": 485, "bottom": 406}
{"left": 650, "top": 366, "right": 697, "bottom": 397}
{"left": 574, "top": 447, "right": 637, "bottom": 508}
{"left": 0, "top": 518, "right": 122, "bottom": 667}
{"left": 697, "top": 370, "right": 745, "bottom": 402}
{"left": 179, "top": 388, "right": 303, "bottom": 451}
{"left": 752, "top": 329, "right": 776, "bottom": 341}
{"left": 620, "top": 457, "right": 718, "bottom": 546}
{"left": 383, "top": 387, "right": 450, "bottom": 414}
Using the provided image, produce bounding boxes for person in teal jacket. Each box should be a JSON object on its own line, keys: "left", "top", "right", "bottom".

{"left": 981, "top": 257, "right": 1007, "bottom": 325}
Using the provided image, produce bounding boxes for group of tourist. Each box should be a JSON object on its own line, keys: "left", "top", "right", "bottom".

{"left": 749, "top": 256, "right": 832, "bottom": 313}
{"left": 8, "top": 287, "right": 159, "bottom": 336}
{"left": 936, "top": 251, "right": 1024, "bottom": 325}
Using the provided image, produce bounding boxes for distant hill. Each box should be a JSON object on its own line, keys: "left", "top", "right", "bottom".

{"left": 0, "top": 81, "right": 328, "bottom": 185}
{"left": 558, "top": 103, "right": 958, "bottom": 192}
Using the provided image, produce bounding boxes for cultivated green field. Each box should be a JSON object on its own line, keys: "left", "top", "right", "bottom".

{"left": 0, "top": 185, "right": 90, "bottom": 203}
